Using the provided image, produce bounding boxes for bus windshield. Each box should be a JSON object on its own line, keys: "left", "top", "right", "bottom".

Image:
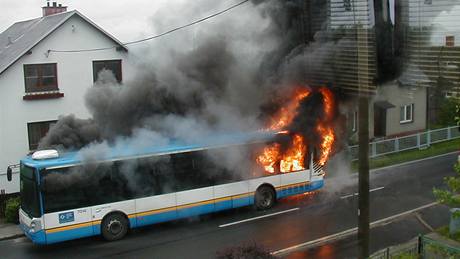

{"left": 20, "top": 164, "right": 41, "bottom": 218}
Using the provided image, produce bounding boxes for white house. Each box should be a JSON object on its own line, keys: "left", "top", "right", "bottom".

{"left": 0, "top": 3, "right": 132, "bottom": 194}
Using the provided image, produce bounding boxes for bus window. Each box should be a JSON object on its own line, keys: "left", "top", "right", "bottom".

{"left": 42, "top": 162, "right": 132, "bottom": 213}
{"left": 20, "top": 164, "right": 41, "bottom": 218}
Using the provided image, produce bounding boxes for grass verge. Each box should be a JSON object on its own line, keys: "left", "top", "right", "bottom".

{"left": 351, "top": 138, "right": 460, "bottom": 171}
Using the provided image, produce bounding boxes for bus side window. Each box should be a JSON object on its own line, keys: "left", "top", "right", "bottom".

{"left": 42, "top": 167, "right": 93, "bottom": 213}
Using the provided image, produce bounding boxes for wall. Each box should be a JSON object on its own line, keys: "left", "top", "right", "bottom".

{"left": 0, "top": 14, "right": 134, "bottom": 194}
{"left": 375, "top": 82, "right": 427, "bottom": 137}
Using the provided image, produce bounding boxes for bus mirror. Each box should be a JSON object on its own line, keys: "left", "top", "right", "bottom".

{"left": 7, "top": 167, "right": 12, "bottom": 182}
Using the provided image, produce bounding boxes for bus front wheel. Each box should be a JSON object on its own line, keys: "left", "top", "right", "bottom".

{"left": 101, "top": 213, "right": 128, "bottom": 241}
{"left": 255, "top": 185, "right": 276, "bottom": 210}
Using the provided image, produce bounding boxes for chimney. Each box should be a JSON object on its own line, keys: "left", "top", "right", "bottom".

{"left": 42, "top": 1, "right": 67, "bottom": 17}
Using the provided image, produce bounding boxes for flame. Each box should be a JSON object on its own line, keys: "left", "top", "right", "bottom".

{"left": 256, "top": 86, "right": 336, "bottom": 174}
{"left": 256, "top": 134, "right": 307, "bottom": 173}
{"left": 256, "top": 143, "right": 281, "bottom": 173}
{"left": 319, "top": 87, "right": 334, "bottom": 120}
{"left": 317, "top": 123, "right": 335, "bottom": 166}
{"left": 280, "top": 134, "right": 306, "bottom": 173}
{"left": 317, "top": 87, "right": 336, "bottom": 166}
{"left": 267, "top": 88, "right": 311, "bottom": 131}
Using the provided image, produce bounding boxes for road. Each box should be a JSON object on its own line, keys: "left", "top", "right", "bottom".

{"left": 1, "top": 152, "right": 458, "bottom": 259}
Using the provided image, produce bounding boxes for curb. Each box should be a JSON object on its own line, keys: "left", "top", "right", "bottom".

{"left": 0, "top": 233, "right": 24, "bottom": 241}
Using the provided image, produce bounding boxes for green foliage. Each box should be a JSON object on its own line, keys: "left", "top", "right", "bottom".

{"left": 425, "top": 243, "right": 460, "bottom": 259}
{"left": 437, "top": 225, "right": 460, "bottom": 242}
{"left": 392, "top": 253, "right": 419, "bottom": 259}
{"left": 437, "top": 98, "right": 460, "bottom": 127}
{"left": 434, "top": 162, "right": 460, "bottom": 210}
{"left": 5, "top": 197, "right": 20, "bottom": 224}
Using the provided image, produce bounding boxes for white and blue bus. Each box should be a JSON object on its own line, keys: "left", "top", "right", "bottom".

{"left": 15, "top": 132, "right": 325, "bottom": 244}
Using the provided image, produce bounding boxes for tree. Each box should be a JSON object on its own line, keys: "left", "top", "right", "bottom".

{"left": 433, "top": 162, "right": 460, "bottom": 220}
{"left": 436, "top": 98, "right": 460, "bottom": 127}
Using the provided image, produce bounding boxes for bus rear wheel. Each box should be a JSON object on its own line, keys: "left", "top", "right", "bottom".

{"left": 255, "top": 185, "right": 275, "bottom": 210}
{"left": 101, "top": 213, "right": 128, "bottom": 241}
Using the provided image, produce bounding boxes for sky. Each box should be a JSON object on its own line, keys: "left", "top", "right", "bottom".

{"left": 0, "top": 0, "right": 226, "bottom": 43}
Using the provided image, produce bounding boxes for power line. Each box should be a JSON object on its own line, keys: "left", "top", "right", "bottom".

{"left": 48, "top": 0, "right": 250, "bottom": 54}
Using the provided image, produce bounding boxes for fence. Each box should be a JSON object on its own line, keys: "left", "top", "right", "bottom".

{"left": 370, "top": 237, "right": 419, "bottom": 259}
{"left": 349, "top": 126, "right": 460, "bottom": 161}
{"left": 370, "top": 234, "right": 460, "bottom": 259}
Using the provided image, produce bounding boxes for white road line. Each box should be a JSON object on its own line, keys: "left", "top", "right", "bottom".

{"left": 271, "top": 201, "right": 438, "bottom": 256}
{"left": 218, "top": 208, "right": 299, "bottom": 228}
{"left": 340, "top": 186, "right": 385, "bottom": 199}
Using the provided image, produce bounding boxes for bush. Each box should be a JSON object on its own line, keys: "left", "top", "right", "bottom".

{"left": 436, "top": 98, "right": 459, "bottom": 127}
{"left": 216, "top": 242, "right": 275, "bottom": 259}
{"left": 5, "top": 197, "right": 20, "bottom": 224}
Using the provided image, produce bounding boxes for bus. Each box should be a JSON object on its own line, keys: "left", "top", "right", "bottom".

{"left": 15, "top": 131, "right": 325, "bottom": 244}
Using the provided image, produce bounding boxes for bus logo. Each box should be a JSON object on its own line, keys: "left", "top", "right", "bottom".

{"left": 58, "top": 212, "right": 74, "bottom": 224}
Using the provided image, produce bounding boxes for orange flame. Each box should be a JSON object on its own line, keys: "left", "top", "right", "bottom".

{"left": 257, "top": 86, "right": 336, "bottom": 174}
{"left": 267, "top": 88, "right": 311, "bottom": 131}
{"left": 280, "top": 134, "right": 307, "bottom": 173}
{"left": 256, "top": 143, "right": 281, "bottom": 173}
{"left": 317, "top": 123, "right": 335, "bottom": 166}
{"left": 319, "top": 87, "right": 335, "bottom": 120}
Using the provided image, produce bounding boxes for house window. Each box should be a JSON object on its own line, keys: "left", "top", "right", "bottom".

{"left": 400, "top": 104, "right": 414, "bottom": 124}
{"left": 343, "top": 0, "right": 352, "bottom": 11}
{"left": 446, "top": 36, "right": 455, "bottom": 47}
{"left": 93, "top": 60, "right": 122, "bottom": 83}
{"left": 24, "top": 63, "right": 58, "bottom": 92}
{"left": 27, "top": 121, "right": 57, "bottom": 150}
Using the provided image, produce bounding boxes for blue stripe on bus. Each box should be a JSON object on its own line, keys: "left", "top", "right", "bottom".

{"left": 233, "top": 196, "right": 251, "bottom": 208}
{"left": 277, "top": 179, "right": 324, "bottom": 199}
{"left": 32, "top": 179, "right": 324, "bottom": 244}
{"left": 215, "top": 199, "right": 232, "bottom": 212}
{"left": 137, "top": 210, "right": 177, "bottom": 227}
{"left": 46, "top": 225, "right": 93, "bottom": 244}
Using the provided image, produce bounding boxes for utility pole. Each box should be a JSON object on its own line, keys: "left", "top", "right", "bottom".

{"left": 358, "top": 94, "right": 370, "bottom": 258}
{"left": 355, "top": 0, "right": 375, "bottom": 257}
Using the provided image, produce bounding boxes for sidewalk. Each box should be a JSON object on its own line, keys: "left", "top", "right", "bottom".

{"left": 280, "top": 204, "right": 450, "bottom": 258}
{"left": 0, "top": 219, "right": 24, "bottom": 241}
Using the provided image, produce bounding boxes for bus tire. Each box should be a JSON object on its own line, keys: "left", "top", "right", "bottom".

{"left": 255, "top": 185, "right": 276, "bottom": 210}
{"left": 101, "top": 213, "right": 129, "bottom": 241}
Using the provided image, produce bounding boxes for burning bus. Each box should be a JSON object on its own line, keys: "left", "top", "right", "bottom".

{"left": 13, "top": 86, "right": 337, "bottom": 244}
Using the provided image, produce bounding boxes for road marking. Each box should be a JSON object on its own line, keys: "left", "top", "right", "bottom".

{"left": 271, "top": 201, "right": 438, "bottom": 256}
{"left": 415, "top": 212, "right": 434, "bottom": 232}
{"left": 219, "top": 208, "right": 299, "bottom": 228}
{"left": 340, "top": 186, "right": 385, "bottom": 199}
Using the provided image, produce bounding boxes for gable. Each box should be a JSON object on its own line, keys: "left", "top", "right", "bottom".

{"left": 0, "top": 11, "right": 127, "bottom": 76}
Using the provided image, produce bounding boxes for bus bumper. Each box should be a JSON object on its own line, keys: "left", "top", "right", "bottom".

{"left": 20, "top": 222, "right": 46, "bottom": 245}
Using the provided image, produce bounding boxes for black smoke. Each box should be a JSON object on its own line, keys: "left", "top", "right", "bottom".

{"left": 38, "top": 0, "right": 343, "bottom": 153}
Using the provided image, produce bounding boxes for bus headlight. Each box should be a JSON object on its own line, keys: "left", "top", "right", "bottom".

{"left": 29, "top": 219, "right": 42, "bottom": 233}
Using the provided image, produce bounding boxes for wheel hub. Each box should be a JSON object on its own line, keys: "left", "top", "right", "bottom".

{"left": 107, "top": 219, "right": 123, "bottom": 235}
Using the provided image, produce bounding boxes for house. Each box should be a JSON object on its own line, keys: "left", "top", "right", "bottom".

{"left": 0, "top": 2, "right": 131, "bottom": 194}
{"left": 398, "top": 0, "right": 460, "bottom": 126}
{"left": 301, "top": 0, "right": 430, "bottom": 141}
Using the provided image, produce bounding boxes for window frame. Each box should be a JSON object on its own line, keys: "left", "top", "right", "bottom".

{"left": 23, "top": 63, "right": 58, "bottom": 93}
{"left": 92, "top": 59, "right": 122, "bottom": 83}
{"left": 27, "top": 120, "right": 57, "bottom": 151}
{"left": 400, "top": 104, "right": 414, "bottom": 124}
